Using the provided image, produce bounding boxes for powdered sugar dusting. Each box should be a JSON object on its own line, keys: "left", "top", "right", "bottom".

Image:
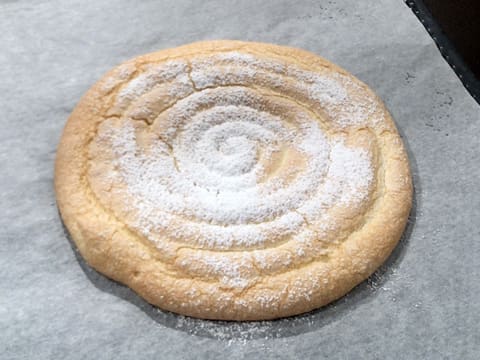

{"left": 190, "top": 52, "right": 378, "bottom": 128}
{"left": 89, "top": 50, "right": 378, "bottom": 289}
{"left": 115, "top": 60, "right": 190, "bottom": 112}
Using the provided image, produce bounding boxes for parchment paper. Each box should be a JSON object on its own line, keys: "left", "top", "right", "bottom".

{"left": 1, "top": 0, "right": 479, "bottom": 358}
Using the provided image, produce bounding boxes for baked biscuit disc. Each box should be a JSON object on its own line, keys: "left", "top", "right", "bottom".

{"left": 55, "top": 41, "right": 412, "bottom": 320}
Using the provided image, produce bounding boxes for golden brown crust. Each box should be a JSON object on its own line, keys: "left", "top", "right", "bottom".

{"left": 55, "top": 40, "right": 412, "bottom": 320}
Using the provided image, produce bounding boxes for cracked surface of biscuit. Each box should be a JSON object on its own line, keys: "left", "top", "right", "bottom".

{"left": 55, "top": 40, "right": 412, "bottom": 320}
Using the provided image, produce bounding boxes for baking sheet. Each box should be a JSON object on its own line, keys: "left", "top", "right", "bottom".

{"left": 1, "top": 0, "right": 479, "bottom": 358}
